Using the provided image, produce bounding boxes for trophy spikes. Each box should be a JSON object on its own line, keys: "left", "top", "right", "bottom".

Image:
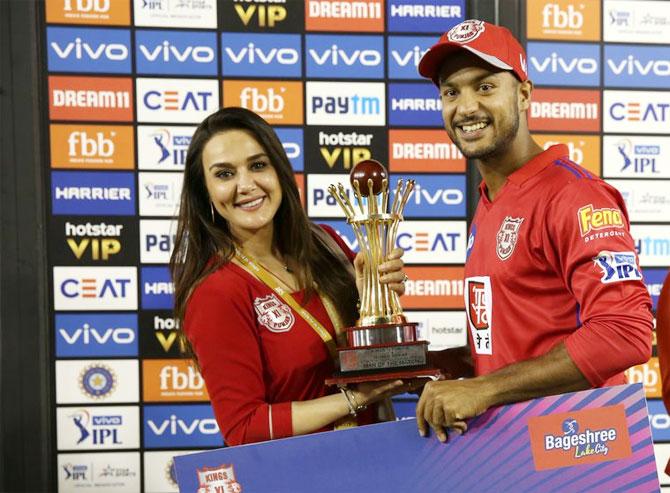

{"left": 328, "top": 176, "right": 415, "bottom": 327}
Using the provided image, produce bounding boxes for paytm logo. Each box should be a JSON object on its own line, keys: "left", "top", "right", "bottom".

{"left": 47, "top": 26, "right": 131, "bottom": 73}
{"left": 604, "top": 90, "right": 670, "bottom": 134}
{"left": 136, "top": 78, "right": 218, "bottom": 123}
{"left": 388, "top": 36, "right": 433, "bottom": 79}
{"left": 396, "top": 221, "right": 467, "bottom": 264}
{"left": 307, "top": 174, "right": 353, "bottom": 218}
{"left": 55, "top": 314, "right": 138, "bottom": 358}
{"left": 306, "top": 34, "right": 383, "bottom": 79}
{"left": 632, "top": 225, "right": 670, "bottom": 267}
{"left": 644, "top": 268, "right": 668, "bottom": 312}
{"left": 52, "top": 171, "right": 135, "bottom": 216}
{"left": 394, "top": 174, "right": 466, "bottom": 218}
{"left": 387, "top": 0, "right": 464, "bottom": 33}
{"left": 136, "top": 30, "right": 217, "bottom": 76}
{"left": 140, "top": 219, "right": 176, "bottom": 264}
{"left": 275, "top": 128, "right": 304, "bottom": 172}
{"left": 53, "top": 266, "right": 137, "bottom": 311}
{"left": 221, "top": 32, "right": 301, "bottom": 78}
{"left": 141, "top": 266, "right": 174, "bottom": 310}
{"left": 605, "top": 45, "right": 670, "bottom": 89}
{"left": 144, "top": 405, "right": 223, "bottom": 448}
{"left": 528, "top": 42, "right": 599, "bottom": 86}
{"left": 389, "top": 83, "right": 442, "bottom": 127}
{"left": 306, "top": 81, "right": 385, "bottom": 126}
{"left": 138, "top": 172, "right": 182, "bottom": 217}
{"left": 137, "top": 125, "right": 193, "bottom": 170}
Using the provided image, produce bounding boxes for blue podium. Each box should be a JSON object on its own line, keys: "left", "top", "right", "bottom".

{"left": 174, "top": 384, "right": 659, "bottom": 492}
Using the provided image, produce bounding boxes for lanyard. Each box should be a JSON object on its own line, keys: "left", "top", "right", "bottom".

{"left": 234, "top": 249, "right": 344, "bottom": 361}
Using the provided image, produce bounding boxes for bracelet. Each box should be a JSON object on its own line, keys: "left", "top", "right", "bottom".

{"left": 339, "top": 387, "right": 367, "bottom": 416}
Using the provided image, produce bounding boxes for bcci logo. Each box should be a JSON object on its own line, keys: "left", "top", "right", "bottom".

{"left": 447, "top": 19, "right": 486, "bottom": 44}
{"left": 79, "top": 364, "right": 116, "bottom": 399}
{"left": 196, "top": 464, "right": 242, "bottom": 493}
{"left": 496, "top": 216, "right": 524, "bottom": 261}
{"left": 254, "top": 294, "right": 295, "bottom": 333}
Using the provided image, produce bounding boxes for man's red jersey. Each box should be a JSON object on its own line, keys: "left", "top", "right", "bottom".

{"left": 464, "top": 144, "right": 653, "bottom": 386}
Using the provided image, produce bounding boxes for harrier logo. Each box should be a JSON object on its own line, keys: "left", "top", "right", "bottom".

{"left": 388, "top": 0, "right": 464, "bottom": 32}
{"left": 593, "top": 251, "right": 642, "bottom": 284}
{"left": 389, "top": 83, "right": 442, "bottom": 127}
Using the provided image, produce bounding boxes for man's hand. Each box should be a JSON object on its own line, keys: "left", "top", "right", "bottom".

{"left": 416, "top": 378, "right": 493, "bottom": 442}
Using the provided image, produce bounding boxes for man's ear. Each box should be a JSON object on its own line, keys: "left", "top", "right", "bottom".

{"left": 518, "top": 79, "right": 533, "bottom": 112}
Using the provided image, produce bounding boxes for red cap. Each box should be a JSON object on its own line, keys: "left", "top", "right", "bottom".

{"left": 418, "top": 19, "right": 528, "bottom": 86}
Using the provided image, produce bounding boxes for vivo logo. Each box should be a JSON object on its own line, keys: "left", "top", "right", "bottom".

{"left": 139, "top": 42, "right": 214, "bottom": 63}
{"left": 309, "top": 45, "right": 381, "bottom": 66}
{"left": 225, "top": 43, "right": 298, "bottom": 65}
{"left": 391, "top": 46, "right": 424, "bottom": 67}
{"left": 531, "top": 53, "right": 597, "bottom": 74}
{"left": 147, "top": 415, "right": 219, "bottom": 435}
{"left": 51, "top": 38, "right": 128, "bottom": 60}
{"left": 59, "top": 325, "right": 135, "bottom": 345}
{"left": 412, "top": 186, "right": 463, "bottom": 206}
{"left": 607, "top": 56, "right": 670, "bottom": 76}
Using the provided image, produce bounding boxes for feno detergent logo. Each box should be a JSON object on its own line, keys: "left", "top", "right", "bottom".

{"left": 528, "top": 405, "right": 631, "bottom": 470}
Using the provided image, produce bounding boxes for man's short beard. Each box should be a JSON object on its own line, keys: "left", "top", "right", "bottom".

{"left": 460, "top": 113, "right": 519, "bottom": 160}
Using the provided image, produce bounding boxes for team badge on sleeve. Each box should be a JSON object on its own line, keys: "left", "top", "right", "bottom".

{"left": 496, "top": 216, "right": 524, "bottom": 261}
{"left": 254, "top": 294, "right": 295, "bottom": 333}
{"left": 593, "top": 251, "right": 643, "bottom": 284}
{"left": 465, "top": 276, "right": 493, "bottom": 355}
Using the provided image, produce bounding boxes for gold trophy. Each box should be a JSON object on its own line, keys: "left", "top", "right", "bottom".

{"left": 325, "top": 159, "right": 440, "bottom": 385}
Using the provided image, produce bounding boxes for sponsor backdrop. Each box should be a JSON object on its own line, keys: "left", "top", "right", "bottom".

{"left": 524, "top": 0, "right": 670, "bottom": 486}
{"left": 43, "top": 0, "right": 468, "bottom": 491}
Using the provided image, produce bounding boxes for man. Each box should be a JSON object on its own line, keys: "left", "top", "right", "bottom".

{"left": 415, "top": 19, "right": 653, "bottom": 442}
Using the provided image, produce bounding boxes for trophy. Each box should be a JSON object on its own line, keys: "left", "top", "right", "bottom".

{"left": 325, "top": 159, "right": 440, "bottom": 385}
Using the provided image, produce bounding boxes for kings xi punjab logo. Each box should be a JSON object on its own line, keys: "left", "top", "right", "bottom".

{"left": 196, "top": 464, "right": 242, "bottom": 493}
{"left": 465, "top": 276, "right": 492, "bottom": 355}
{"left": 496, "top": 216, "right": 524, "bottom": 261}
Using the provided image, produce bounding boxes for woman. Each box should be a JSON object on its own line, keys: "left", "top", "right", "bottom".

{"left": 170, "top": 107, "right": 410, "bottom": 446}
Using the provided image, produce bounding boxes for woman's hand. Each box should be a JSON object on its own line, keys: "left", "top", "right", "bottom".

{"left": 354, "top": 247, "right": 407, "bottom": 296}
{"left": 350, "top": 379, "right": 409, "bottom": 408}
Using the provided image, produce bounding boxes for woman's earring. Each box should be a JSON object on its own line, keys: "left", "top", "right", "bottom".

{"left": 210, "top": 202, "right": 215, "bottom": 223}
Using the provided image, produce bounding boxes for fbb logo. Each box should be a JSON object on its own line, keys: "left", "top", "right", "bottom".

{"left": 396, "top": 221, "right": 467, "bottom": 264}
{"left": 143, "top": 359, "right": 209, "bottom": 402}
{"left": 50, "top": 124, "right": 134, "bottom": 170}
{"left": 387, "top": 36, "right": 434, "bottom": 79}
{"left": 527, "top": 0, "right": 600, "bottom": 40}
{"left": 306, "top": 81, "right": 385, "bottom": 126}
{"left": 275, "top": 128, "right": 304, "bottom": 172}
{"left": 529, "top": 89, "right": 600, "bottom": 132}
{"left": 136, "top": 78, "right": 219, "bottom": 124}
{"left": 57, "top": 406, "right": 139, "bottom": 450}
{"left": 389, "top": 130, "right": 465, "bottom": 173}
{"left": 305, "top": 0, "right": 383, "bottom": 32}
{"left": 527, "top": 42, "right": 599, "bottom": 87}
{"left": 49, "top": 76, "right": 133, "bottom": 122}
{"left": 626, "top": 357, "right": 661, "bottom": 398}
{"left": 602, "top": 136, "right": 670, "bottom": 178}
{"left": 387, "top": 0, "right": 464, "bottom": 33}
{"left": 53, "top": 266, "right": 138, "bottom": 310}
{"left": 136, "top": 30, "right": 217, "bottom": 76}
{"left": 223, "top": 80, "right": 303, "bottom": 124}
{"left": 45, "top": 0, "right": 131, "bottom": 25}
{"left": 389, "top": 83, "right": 443, "bottom": 127}
{"left": 144, "top": 405, "right": 223, "bottom": 448}
{"left": 51, "top": 171, "right": 135, "bottom": 216}
{"left": 604, "top": 91, "right": 670, "bottom": 134}
{"left": 221, "top": 32, "right": 301, "bottom": 78}
{"left": 140, "top": 219, "right": 176, "bottom": 264}
{"left": 528, "top": 405, "right": 631, "bottom": 470}
{"left": 532, "top": 134, "right": 601, "bottom": 175}
{"left": 55, "top": 313, "right": 138, "bottom": 357}
{"left": 306, "top": 34, "right": 384, "bottom": 79}
{"left": 47, "top": 27, "right": 131, "bottom": 73}
{"left": 141, "top": 267, "right": 174, "bottom": 310}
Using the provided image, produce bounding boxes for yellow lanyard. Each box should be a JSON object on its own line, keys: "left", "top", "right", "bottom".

{"left": 234, "top": 249, "right": 344, "bottom": 361}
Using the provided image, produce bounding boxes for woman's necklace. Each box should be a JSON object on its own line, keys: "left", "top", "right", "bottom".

{"left": 241, "top": 250, "right": 297, "bottom": 292}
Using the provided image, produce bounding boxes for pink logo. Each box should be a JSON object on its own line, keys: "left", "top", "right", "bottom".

{"left": 196, "top": 464, "right": 242, "bottom": 493}
{"left": 447, "top": 19, "right": 486, "bottom": 44}
{"left": 254, "top": 294, "right": 295, "bottom": 333}
{"left": 496, "top": 216, "right": 524, "bottom": 261}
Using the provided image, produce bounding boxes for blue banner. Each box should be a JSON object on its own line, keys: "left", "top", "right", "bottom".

{"left": 387, "top": 0, "right": 465, "bottom": 33}
{"left": 55, "top": 313, "right": 138, "bottom": 357}
{"left": 144, "top": 404, "right": 223, "bottom": 448}
{"left": 389, "top": 83, "right": 442, "bottom": 127}
{"left": 388, "top": 36, "right": 435, "bottom": 80}
{"left": 306, "top": 35, "right": 384, "bottom": 79}
{"left": 394, "top": 174, "right": 466, "bottom": 217}
{"left": 136, "top": 30, "right": 217, "bottom": 76}
{"left": 141, "top": 266, "right": 174, "bottom": 310}
{"left": 221, "top": 32, "right": 302, "bottom": 78}
{"left": 52, "top": 171, "right": 135, "bottom": 216}
{"left": 275, "top": 127, "right": 304, "bottom": 172}
{"left": 605, "top": 45, "right": 670, "bottom": 89}
{"left": 528, "top": 42, "right": 600, "bottom": 87}
{"left": 47, "top": 27, "right": 131, "bottom": 74}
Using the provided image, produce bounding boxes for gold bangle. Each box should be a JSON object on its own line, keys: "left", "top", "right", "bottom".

{"left": 340, "top": 387, "right": 357, "bottom": 416}
{"left": 349, "top": 390, "right": 367, "bottom": 413}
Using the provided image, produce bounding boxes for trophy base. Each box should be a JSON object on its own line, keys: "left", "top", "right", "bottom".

{"left": 325, "top": 366, "right": 443, "bottom": 386}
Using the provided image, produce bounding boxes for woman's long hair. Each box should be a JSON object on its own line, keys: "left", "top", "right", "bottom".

{"left": 170, "top": 107, "right": 358, "bottom": 357}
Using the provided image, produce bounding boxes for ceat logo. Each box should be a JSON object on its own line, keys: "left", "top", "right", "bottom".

{"left": 49, "top": 76, "right": 133, "bottom": 121}
{"left": 395, "top": 221, "right": 467, "bottom": 264}
{"left": 46, "top": 0, "right": 131, "bottom": 25}
{"left": 528, "top": 405, "right": 631, "bottom": 470}
{"left": 223, "top": 80, "right": 303, "bottom": 125}
{"left": 389, "top": 130, "right": 465, "bottom": 172}
{"left": 527, "top": 0, "right": 600, "bottom": 41}
{"left": 604, "top": 91, "right": 670, "bottom": 134}
{"left": 196, "top": 464, "right": 242, "bottom": 493}
{"left": 51, "top": 124, "right": 134, "bottom": 170}
{"left": 305, "top": 0, "right": 383, "bottom": 32}
{"left": 136, "top": 78, "right": 218, "bottom": 124}
{"left": 53, "top": 266, "right": 137, "bottom": 310}
{"left": 465, "top": 276, "right": 492, "bottom": 355}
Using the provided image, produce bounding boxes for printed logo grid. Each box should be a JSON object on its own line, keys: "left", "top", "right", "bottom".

{"left": 525, "top": 0, "right": 670, "bottom": 477}
{"left": 44, "top": 0, "right": 469, "bottom": 490}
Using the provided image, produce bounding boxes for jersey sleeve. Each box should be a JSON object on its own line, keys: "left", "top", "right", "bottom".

{"left": 184, "top": 272, "right": 292, "bottom": 445}
{"left": 543, "top": 179, "right": 653, "bottom": 386}
{"left": 319, "top": 223, "right": 356, "bottom": 263}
